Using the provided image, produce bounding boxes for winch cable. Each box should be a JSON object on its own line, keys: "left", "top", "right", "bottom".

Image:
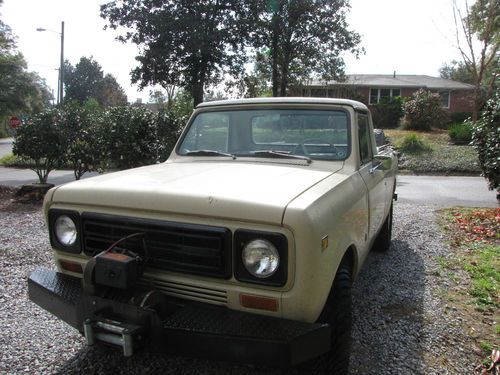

{"left": 100, "top": 232, "right": 148, "bottom": 260}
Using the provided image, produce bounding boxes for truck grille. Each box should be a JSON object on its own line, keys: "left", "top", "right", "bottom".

{"left": 81, "top": 213, "right": 232, "bottom": 279}
{"left": 138, "top": 277, "right": 228, "bottom": 305}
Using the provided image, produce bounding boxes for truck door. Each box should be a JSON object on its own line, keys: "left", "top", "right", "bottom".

{"left": 357, "top": 113, "right": 386, "bottom": 241}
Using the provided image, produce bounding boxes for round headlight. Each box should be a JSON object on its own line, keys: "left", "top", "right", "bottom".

{"left": 242, "top": 239, "right": 279, "bottom": 278}
{"left": 54, "top": 215, "right": 78, "bottom": 246}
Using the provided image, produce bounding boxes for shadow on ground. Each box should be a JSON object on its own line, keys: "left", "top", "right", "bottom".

{"left": 350, "top": 239, "right": 426, "bottom": 374}
{"left": 53, "top": 240, "right": 426, "bottom": 375}
{"left": 51, "top": 204, "right": 428, "bottom": 375}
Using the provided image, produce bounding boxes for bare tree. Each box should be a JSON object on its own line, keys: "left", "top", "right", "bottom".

{"left": 453, "top": 0, "right": 499, "bottom": 121}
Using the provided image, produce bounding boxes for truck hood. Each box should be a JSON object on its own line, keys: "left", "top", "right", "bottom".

{"left": 51, "top": 161, "right": 339, "bottom": 225}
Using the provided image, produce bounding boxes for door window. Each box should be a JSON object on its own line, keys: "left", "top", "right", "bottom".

{"left": 358, "top": 114, "right": 373, "bottom": 165}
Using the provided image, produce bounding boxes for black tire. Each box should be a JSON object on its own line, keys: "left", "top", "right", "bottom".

{"left": 298, "top": 261, "right": 352, "bottom": 375}
{"left": 373, "top": 202, "right": 393, "bottom": 252}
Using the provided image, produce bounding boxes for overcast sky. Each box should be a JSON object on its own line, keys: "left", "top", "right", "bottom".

{"left": 2, "top": 0, "right": 466, "bottom": 103}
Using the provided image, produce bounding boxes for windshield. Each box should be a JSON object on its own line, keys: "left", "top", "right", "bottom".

{"left": 177, "top": 109, "right": 350, "bottom": 161}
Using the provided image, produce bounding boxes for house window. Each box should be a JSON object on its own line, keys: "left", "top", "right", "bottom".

{"left": 438, "top": 91, "right": 450, "bottom": 108}
{"left": 369, "top": 89, "right": 378, "bottom": 104}
{"left": 369, "top": 88, "right": 401, "bottom": 105}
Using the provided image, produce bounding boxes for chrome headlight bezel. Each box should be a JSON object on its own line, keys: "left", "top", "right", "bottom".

{"left": 234, "top": 230, "right": 288, "bottom": 286}
{"left": 48, "top": 209, "right": 82, "bottom": 254}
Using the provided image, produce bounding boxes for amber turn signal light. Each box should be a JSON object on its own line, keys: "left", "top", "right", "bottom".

{"left": 59, "top": 260, "right": 83, "bottom": 274}
{"left": 240, "top": 294, "right": 278, "bottom": 312}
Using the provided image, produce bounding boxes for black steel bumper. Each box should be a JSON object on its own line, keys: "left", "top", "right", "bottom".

{"left": 28, "top": 268, "right": 331, "bottom": 367}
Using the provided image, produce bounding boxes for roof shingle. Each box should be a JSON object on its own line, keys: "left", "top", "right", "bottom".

{"left": 310, "top": 74, "right": 474, "bottom": 90}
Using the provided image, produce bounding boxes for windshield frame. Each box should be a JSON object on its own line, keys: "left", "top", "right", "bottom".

{"left": 175, "top": 106, "right": 352, "bottom": 162}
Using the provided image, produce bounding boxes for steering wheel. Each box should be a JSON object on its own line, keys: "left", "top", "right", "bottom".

{"left": 292, "top": 138, "right": 338, "bottom": 156}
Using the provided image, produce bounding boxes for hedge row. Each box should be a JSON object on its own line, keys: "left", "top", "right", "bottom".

{"left": 370, "top": 89, "right": 471, "bottom": 131}
{"left": 13, "top": 103, "right": 186, "bottom": 183}
{"left": 471, "top": 91, "right": 499, "bottom": 194}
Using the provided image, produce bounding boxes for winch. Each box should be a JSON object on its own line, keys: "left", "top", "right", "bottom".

{"left": 80, "top": 232, "right": 165, "bottom": 356}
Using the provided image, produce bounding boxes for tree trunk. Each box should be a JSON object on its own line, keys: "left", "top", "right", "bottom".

{"left": 192, "top": 81, "right": 204, "bottom": 107}
{"left": 272, "top": 55, "right": 279, "bottom": 96}
{"left": 279, "top": 50, "right": 290, "bottom": 97}
{"left": 165, "top": 84, "right": 176, "bottom": 110}
{"left": 271, "top": 13, "right": 280, "bottom": 97}
{"left": 36, "top": 169, "right": 48, "bottom": 184}
{"left": 279, "top": 69, "right": 288, "bottom": 97}
{"left": 472, "top": 84, "right": 481, "bottom": 122}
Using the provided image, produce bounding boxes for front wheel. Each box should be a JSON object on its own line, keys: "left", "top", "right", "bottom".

{"left": 298, "top": 261, "right": 352, "bottom": 375}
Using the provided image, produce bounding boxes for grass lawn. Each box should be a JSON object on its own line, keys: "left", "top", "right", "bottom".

{"left": 438, "top": 208, "right": 499, "bottom": 369}
{"left": 384, "top": 129, "right": 481, "bottom": 175}
{"left": 0, "top": 153, "right": 36, "bottom": 168}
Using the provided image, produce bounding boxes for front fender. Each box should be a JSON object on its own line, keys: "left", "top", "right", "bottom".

{"left": 281, "top": 172, "right": 368, "bottom": 322}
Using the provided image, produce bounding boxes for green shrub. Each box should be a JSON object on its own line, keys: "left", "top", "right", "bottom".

{"left": 371, "top": 97, "right": 404, "bottom": 129}
{"left": 450, "top": 111, "right": 472, "bottom": 124}
{"left": 472, "top": 90, "right": 499, "bottom": 193}
{"left": 400, "top": 133, "right": 432, "bottom": 154}
{"left": 403, "top": 89, "right": 449, "bottom": 131}
{"left": 101, "top": 106, "right": 158, "bottom": 170}
{"left": 13, "top": 108, "right": 65, "bottom": 183}
{"left": 99, "top": 107, "right": 187, "bottom": 169}
{"left": 155, "top": 110, "right": 185, "bottom": 162}
{"left": 448, "top": 122, "right": 473, "bottom": 144}
{"left": 59, "top": 102, "right": 105, "bottom": 179}
{"left": 172, "top": 90, "right": 195, "bottom": 118}
{"left": 10, "top": 104, "right": 188, "bottom": 177}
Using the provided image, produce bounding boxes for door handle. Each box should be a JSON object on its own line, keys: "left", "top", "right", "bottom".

{"left": 369, "top": 162, "right": 382, "bottom": 174}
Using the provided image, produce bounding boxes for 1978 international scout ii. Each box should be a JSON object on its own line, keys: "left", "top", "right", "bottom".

{"left": 29, "top": 98, "right": 397, "bottom": 374}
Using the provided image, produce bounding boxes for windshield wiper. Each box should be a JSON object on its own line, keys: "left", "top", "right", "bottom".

{"left": 252, "top": 150, "right": 312, "bottom": 163}
{"left": 184, "top": 150, "right": 236, "bottom": 159}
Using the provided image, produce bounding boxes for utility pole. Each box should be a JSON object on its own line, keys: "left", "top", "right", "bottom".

{"left": 36, "top": 22, "right": 65, "bottom": 105}
{"left": 56, "top": 71, "right": 60, "bottom": 104}
{"left": 60, "top": 21, "right": 64, "bottom": 105}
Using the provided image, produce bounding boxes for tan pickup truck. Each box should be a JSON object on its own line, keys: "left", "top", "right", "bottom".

{"left": 29, "top": 98, "right": 397, "bottom": 374}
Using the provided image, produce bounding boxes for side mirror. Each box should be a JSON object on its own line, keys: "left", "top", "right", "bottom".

{"left": 370, "top": 154, "right": 393, "bottom": 173}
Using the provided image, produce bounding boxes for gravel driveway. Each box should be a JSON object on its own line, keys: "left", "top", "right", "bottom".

{"left": 0, "top": 197, "right": 479, "bottom": 374}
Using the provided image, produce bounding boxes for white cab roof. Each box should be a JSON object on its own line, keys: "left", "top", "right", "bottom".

{"left": 196, "top": 97, "right": 368, "bottom": 111}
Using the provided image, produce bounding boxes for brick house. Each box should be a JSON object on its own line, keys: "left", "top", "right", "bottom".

{"left": 295, "top": 74, "right": 475, "bottom": 114}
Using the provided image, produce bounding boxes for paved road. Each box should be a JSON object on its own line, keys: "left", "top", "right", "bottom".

{"left": 0, "top": 164, "right": 497, "bottom": 207}
{"left": 397, "top": 175, "right": 497, "bottom": 207}
{"left": 0, "top": 137, "right": 13, "bottom": 158}
{"left": 0, "top": 166, "right": 99, "bottom": 186}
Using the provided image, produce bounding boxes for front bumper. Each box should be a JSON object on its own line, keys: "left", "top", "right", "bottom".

{"left": 28, "top": 268, "right": 330, "bottom": 367}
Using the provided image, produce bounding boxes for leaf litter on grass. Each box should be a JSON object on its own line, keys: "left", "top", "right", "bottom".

{"left": 440, "top": 207, "right": 499, "bottom": 374}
